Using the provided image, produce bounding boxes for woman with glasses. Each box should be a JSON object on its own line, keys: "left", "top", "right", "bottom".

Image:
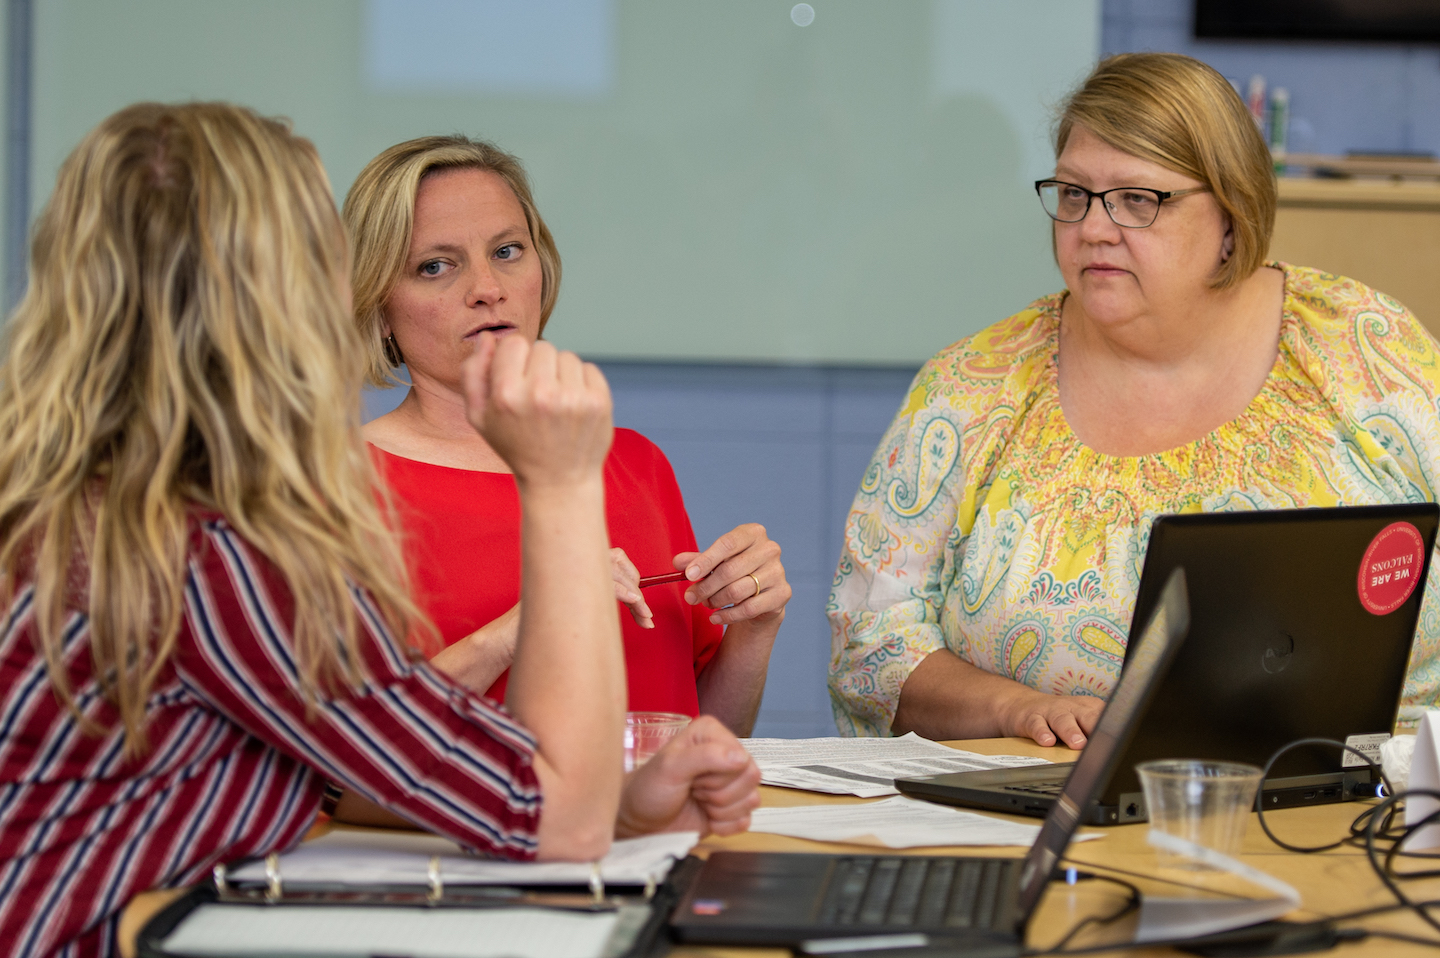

{"left": 829, "top": 52, "right": 1440, "bottom": 743}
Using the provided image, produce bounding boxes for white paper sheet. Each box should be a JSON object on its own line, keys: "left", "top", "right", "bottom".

{"left": 228, "top": 829, "right": 697, "bottom": 888}
{"left": 1134, "top": 831, "right": 1301, "bottom": 943}
{"left": 163, "top": 903, "right": 623, "bottom": 958}
{"left": 746, "top": 795, "right": 1098, "bottom": 848}
{"left": 742, "top": 732, "right": 1052, "bottom": 798}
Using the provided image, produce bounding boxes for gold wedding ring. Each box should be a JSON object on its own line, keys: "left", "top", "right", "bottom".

{"left": 748, "top": 573, "right": 762, "bottom": 598}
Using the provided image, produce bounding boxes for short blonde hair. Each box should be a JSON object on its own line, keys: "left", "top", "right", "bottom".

{"left": 1056, "top": 53, "right": 1276, "bottom": 290}
{"left": 344, "top": 136, "right": 562, "bottom": 387}
{"left": 0, "top": 103, "right": 422, "bottom": 753}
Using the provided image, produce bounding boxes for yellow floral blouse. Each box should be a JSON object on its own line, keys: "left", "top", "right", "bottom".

{"left": 828, "top": 264, "right": 1440, "bottom": 736}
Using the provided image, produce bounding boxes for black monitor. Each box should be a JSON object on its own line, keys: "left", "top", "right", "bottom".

{"left": 1195, "top": 0, "right": 1440, "bottom": 43}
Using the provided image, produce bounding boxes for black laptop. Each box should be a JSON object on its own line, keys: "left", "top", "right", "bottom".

{"left": 669, "top": 569, "right": 1190, "bottom": 951}
{"left": 898, "top": 503, "right": 1438, "bottom": 826}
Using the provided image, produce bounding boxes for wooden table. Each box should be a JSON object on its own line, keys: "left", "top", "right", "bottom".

{"left": 119, "top": 737, "right": 1440, "bottom": 956}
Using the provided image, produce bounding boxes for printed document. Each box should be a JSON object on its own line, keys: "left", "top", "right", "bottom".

{"left": 743, "top": 732, "right": 1051, "bottom": 797}
{"left": 747, "top": 795, "right": 1099, "bottom": 848}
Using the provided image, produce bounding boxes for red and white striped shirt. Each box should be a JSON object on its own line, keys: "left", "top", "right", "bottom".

{"left": 0, "top": 515, "right": 543, "bottom": 956}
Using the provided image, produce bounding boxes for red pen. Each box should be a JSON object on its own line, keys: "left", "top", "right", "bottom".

{"left": 638, "top": 571, "right": 689, "bottom": 588}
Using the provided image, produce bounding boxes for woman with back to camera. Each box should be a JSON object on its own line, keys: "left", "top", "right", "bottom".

{"left": 343, "top": 136, "right": 791, "bottom": 734}
{"left": 829, "top": 52, "right": 1440, "bottom": 745}
{"left": 0, "top": 102, "right": 759, "bottom": 957}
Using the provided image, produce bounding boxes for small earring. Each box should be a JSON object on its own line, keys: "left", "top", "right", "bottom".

{"left": 383, "top": 333, "right": 404, "bottom": 368}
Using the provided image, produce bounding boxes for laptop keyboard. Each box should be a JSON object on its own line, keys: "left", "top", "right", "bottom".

{"left": 1000, "top": 780, "right": 1065, "bottom": 797}
{"left": 815, "top": 856, "right": 1021, "bottom": 929}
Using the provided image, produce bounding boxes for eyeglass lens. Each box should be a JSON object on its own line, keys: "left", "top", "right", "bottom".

{"left": 1037, "top": 182, "right": 1162, "bottom": 228}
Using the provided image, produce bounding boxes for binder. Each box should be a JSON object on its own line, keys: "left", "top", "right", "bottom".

{"left": 136, "top": 846, "right": 703, "bottom": 958}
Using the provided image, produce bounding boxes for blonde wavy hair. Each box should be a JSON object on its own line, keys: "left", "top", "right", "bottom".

{"left": 1056, "top": 53, "right": 1276, "bottom": 290}
{"left": 0, "top": 102, "right": 421, "bottom": 754}
{"left": 344, "top": 135, "right": 561, "bottom": 388}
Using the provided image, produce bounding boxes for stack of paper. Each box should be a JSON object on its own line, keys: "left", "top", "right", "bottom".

{"left": 748, "top": 796, "right": 1099, "bottom": 848}
{"left": 228, "top": 828, "right": 699, "bottom": 888}
{"left": 742, "top": 732, "right": 1052, "bottom": 797}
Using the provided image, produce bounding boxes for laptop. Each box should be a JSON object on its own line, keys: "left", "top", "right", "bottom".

{"left": 668, "top": 569, "right": 1190, "bottom": 950}
{"left": 898, "top": 503, "right": 1438, "bottom": 826}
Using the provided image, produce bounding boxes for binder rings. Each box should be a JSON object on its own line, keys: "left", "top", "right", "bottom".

{"left": 136, "top": 842, "right": 702, "bottom": 958}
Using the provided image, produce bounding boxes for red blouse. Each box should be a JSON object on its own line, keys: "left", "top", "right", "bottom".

{"left": 373, "top": 429, "right": 724, "bottom": 715}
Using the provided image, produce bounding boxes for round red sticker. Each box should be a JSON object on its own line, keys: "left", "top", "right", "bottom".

{"left": 1357, "top": 521, "right": 1426, "bottom": 615}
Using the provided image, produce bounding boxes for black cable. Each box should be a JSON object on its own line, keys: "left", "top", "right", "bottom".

{"left": 1349, "top": 797, "right": 1404, "bottom": 847}
{"left": 1243, "top": 736, "right": 1440, "bottom": 942}
{"left": 1363, "top": 787, "right": 1440, "bottom": 938}
{"left": 1059, "top": 857, "right": 1251, "bottom": 900}
{"left": 1028, "top": 862, "right": 1440, "bottom": 955}
{"left": 1040, "top": 871, "right": 1141, "bottom": 954}
{"left": 1024, "top": 922, "right": 1366, "bottom": 957}
{"left": 1384, "top": 798, "right": 1440, "bottom": 879}
{"left": 1252, "top": 737, "right": 1390, "bottom": 852}
{"left": 1361, "top": 928, "right": 1440, "bottom": 948}
{"left": 1038, "top": 735, "right": 1440, "bottom": 955}
{"left": 1325, "top": 896, "right": 1440, "bottom": 924}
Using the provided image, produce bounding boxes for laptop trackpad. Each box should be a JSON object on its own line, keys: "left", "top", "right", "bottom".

{"left": 673, "top": 851, "right": 836, "bottom": 935}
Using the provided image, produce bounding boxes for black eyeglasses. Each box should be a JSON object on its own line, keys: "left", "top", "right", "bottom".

{"left": 1034, "top": 180, "right": 1210, "bottom": 229}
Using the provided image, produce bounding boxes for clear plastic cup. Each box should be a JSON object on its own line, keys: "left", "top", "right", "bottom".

{"left": 1136, "top": 759, "right": 1264, "bottom": 868}
{"left": 623, "top": 712, "right": 690, "bottom": 772}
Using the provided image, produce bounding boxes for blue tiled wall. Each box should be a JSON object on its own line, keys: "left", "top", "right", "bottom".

{"left": 601, "top": 363, "right": 919, "bottom": 738}
{"left": 364, "top": 363, "right": 920, "bottom": 739}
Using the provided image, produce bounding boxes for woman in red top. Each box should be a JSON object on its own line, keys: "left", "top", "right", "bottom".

{"left": 345, "top": 136, "right": 791, "bottom": 732}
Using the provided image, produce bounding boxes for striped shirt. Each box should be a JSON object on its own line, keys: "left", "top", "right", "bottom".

{"left": 0, "top": 515, "right": 542, "bottom": 957}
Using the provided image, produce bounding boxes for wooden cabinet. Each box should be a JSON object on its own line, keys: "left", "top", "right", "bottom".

{"left": 1269, "top": 178, "right": 1440, "bottom": 338}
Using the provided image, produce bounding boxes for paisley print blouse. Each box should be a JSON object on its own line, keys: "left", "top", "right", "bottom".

{"left": 828, "top": 265, "right": 1440, "bottom": 736}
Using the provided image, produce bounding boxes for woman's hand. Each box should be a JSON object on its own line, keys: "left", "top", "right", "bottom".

{"left": 429, "top": 548, "right": 649, "bottom": 695}
{"left": 461, "top": 333, "right": 612, "bottom": 490}
{"left": 997, "top": 687, "right": 1104, "bottom": 750}
{"left": 677, "top": 524, "right": 789, "bottom": 736}
{"left": 615, "top": 716, "right": 761, "bottom": 839}
{"left": 610, "top": 547, "right": 653, "bottom": 628}
{"left": 430, "top": 604, "right": 520, "bottom": 693}
{"left": 893, "top": 648, "right": 1103, "bottom": 749}
{"left": 674, "top": 523, "right": 791, "bottom": 627}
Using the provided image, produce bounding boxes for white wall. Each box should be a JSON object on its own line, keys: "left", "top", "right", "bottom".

{"left": 28, "top": 0, "right": 1098, "bottom": 363}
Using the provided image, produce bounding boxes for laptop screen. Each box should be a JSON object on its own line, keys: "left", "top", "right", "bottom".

{"left": 1012, "top": 568, "right": 1190, "bottom": 921}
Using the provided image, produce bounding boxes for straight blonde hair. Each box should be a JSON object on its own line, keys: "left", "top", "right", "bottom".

{"left": 1056, "top": 53, "right": 1276, "bottom": 290}
{"left": 0, "top": 102, "right": 421, "bottom": 754}
{"left": 344, "top": 136, "right": 562, "bottom": 388}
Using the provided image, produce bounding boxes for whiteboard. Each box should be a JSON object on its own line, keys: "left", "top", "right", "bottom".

{"left": 26, "top": 0, "right": 1098, "bottom": 363}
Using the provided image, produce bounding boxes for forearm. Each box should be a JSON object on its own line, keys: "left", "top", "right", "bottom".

{"left": 507, "top": 478, "right": 626, "bottom": 859}
{"left": 696, "top": 615, "right": 781, "bottom": 736}
{"left": 330, "top": 791, "right": 423, "bottom": 830}
{"left": 429, "top": 608, "right": 517, "bottom": 694}
{"left": 891, "top": 648, "right": 1035, "bottom": 740}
